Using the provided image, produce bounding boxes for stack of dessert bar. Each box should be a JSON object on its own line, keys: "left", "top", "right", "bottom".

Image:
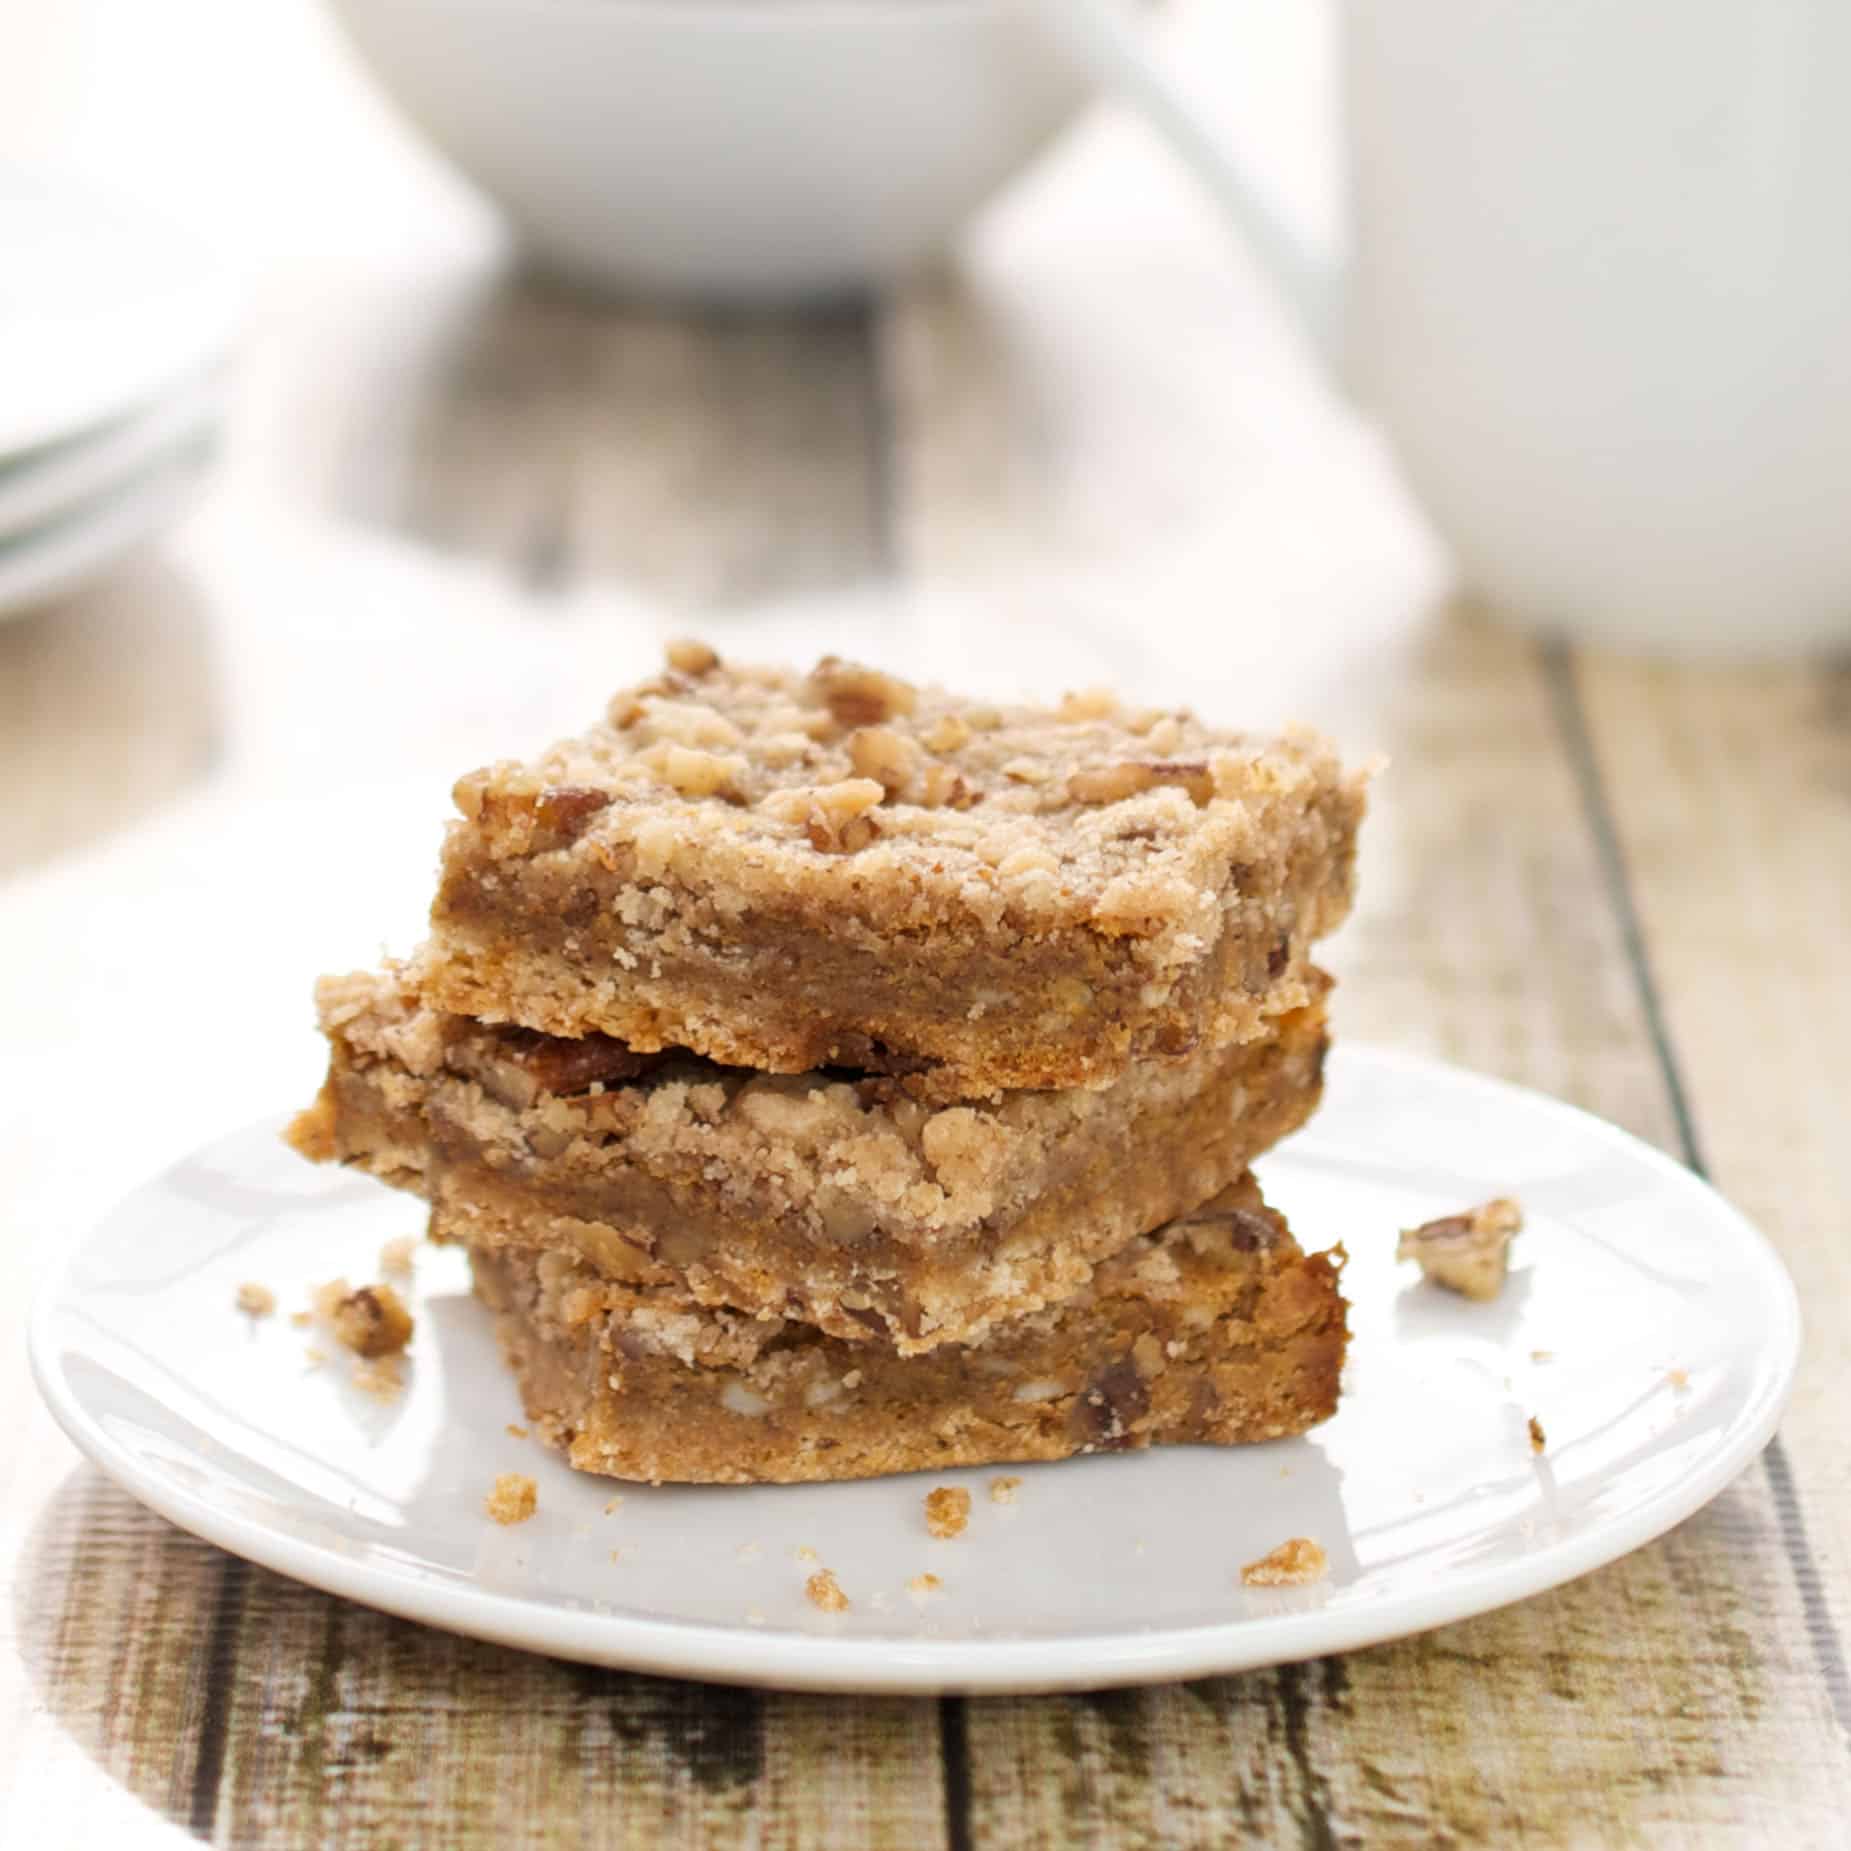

{"left": 289, "top": 647, "right": 1367, "bottom": 1484}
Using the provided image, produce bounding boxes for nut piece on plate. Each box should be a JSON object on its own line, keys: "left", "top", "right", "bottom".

{"left": 924, "top": 1485, "right": 971, "bottom": 1539}
{"left": 486, "top": 1473, "right": 537, "bottom": 1525}
{"left": 1397, "top": 1196, "right": 1523, "bottom": 1301}
{"left": 1240, "top": 1537, "right": 1329, "bottom": 1588}
{"left": 330, "top": 1283, "right": 415, "bottom": 1358}
{"left": 1528, "top": 1415, "right": 1547, "bottom": 1455}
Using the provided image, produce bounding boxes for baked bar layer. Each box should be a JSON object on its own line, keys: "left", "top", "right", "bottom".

{"left": 289, "top": 965, "right": 1330, "bottom": 1352}
{"left": 423, "top": 646, "right": 1367, "bottom": 1098}
{"left": 470, "top": 1173, "right": 1347, "bottom": 1485}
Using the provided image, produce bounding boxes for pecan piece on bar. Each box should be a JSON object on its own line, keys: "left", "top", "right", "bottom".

{"left": 808, "top": 657, "right": 918, "bottom": 728}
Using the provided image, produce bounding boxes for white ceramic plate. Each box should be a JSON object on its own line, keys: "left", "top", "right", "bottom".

{"left": 0, "top": 438, "right": 214, "bottom": 623}
{"left": 0, "top": 370, "right": 221, "bottom": 542}
{"left": 0, "top": 170, "right": 237, "bottom": 459}
{"left": 30, "top": 1046, "right": 1798, "bottom": 1695}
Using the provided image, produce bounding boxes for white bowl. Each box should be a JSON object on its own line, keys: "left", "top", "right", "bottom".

{"left": 326, "top": 0, "right": 1099, "bottom": 302}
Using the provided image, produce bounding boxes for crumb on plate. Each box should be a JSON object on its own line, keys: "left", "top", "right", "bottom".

{"left": 1397, "top": 1196, "right": 1524, "bottom": 1301}
{"left": 989, "top": 1476, "right": 1022, "bottom": 1506}
{"left": 603, "top": 1496, "right": 623, "bottom": 1515}
{"left": 925, "top": 1486, "right": 971, "bottom": 1539}
{"left": 235, "top": 1282, "right": 276, "bottom": 1319}
{"left": 805, "top": 1568, "right": 849, "bottom": 1613}
{"left": 907, "top": 1573, "right": 943, "bottom": 1602}
{"left": 1240, "top": 1537, "right": 1329, "bottom": 1588}
{"left": 379, "top": 1236, "right": 418, "bottom": 1277}
{"left": 794, "top": 1545, "right": 818, "bottom": 1564}
{"left": 506, "top": 1423, "right": 528, "bottom": 1439}
{"left": 1531, "top": 1349, "right": 1554, "bottom": 1363}
{"left": 331, "top": 1283, "right": 415, "bottom": 1359}
{"left": 487, "top": 1473, "right": 537, "bottom": 1525}
{"left": 1667, "top": 1368, "right": 1690, "bottom": 1391}
{"left": 352, "top": 1357, "right": 404, "bottom": 1400}
{"left": 1528, "top": 1415, "right": 1547, "bottom": 1454}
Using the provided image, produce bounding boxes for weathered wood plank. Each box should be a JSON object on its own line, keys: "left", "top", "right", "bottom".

{"left": 1575, "top": 654, "right": 1851, "bottom": 1726}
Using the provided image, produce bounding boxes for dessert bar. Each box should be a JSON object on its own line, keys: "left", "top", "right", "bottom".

{"left": 422, "top": 646, "right": 1367, "bottom": 1099}
{"left": 290, "top": 964, "right": 1330, "bottom": 1352}
{"left": 468, "top": 1172, "right": 1348, "bottom": 1484}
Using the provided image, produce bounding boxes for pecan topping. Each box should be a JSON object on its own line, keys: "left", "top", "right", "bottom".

{"left": 808, "top": 657, "right": 918, "bottom": 727}
{"left": 1067, "top": 759, "right": 1214, "bottom": 806}
{"left": 1398, "top": 1197, "right": 1523, "bottom": 1301}
{"left": 663, "top": 637, "right": 720, "bottom": 676}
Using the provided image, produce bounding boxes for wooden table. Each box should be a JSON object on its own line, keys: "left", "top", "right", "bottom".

{"left": 4, "top": 3, "right": 1848, "bottom": 1843}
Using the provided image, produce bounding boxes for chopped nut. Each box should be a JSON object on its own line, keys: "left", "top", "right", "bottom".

{"left": 917, "top": 763, "right": 976, "bottom": 810}
{"left": 802, "top": 778, "right": 885, "bottom": 854}
{"left": 989, "top": 1476, "right": 1022, "bottom": 1506}
{"left": 1240, "top": 1537, "right": 1328, "bottom": 1588}
{"left": 847, "top": 725, "right": 921, "bottom": 796}
{"left": 1058, "top": 687, "right": 1118, "bottom": 721}
{"left": 486, "top": 1474, "right": 537, "bottom": 1525}
{"left": 924, "top": 1486, "right": 971, "bottom": 1539}
{"left": 665, "top": 637, "right": 720, "bottom": 676}
{"left": 330, "top": 1283, "right": 415, "bottom": 1359}
{"left": 1067, "top": 759, "right": 1215, "bottom": 807}
{"left": 1001, "top": 756, "right": 1054, "bottom": 786}
{"left": 805, "top": 1568, "right": 850, "bottom": 1613}
{"left": 1528, "top": 1416, "right": 1547, "bottom": 1455}
{"left": 925, "top": 713, "right": 971, "bottom": 753}
{"left": 1397, "top": 1196, "right": 1524, "bottom": 1301}
{"left": 809, "top": 657, "right": 917, "bottom": 727}
{"left": 378, "top": 1237, "right": 417, "bottom": 1278}
{"left": 654, "top": 743, "right": 744, "bottom": 800}
{"left": 235, "top": 1282, "right": 276, "bottom": 1319}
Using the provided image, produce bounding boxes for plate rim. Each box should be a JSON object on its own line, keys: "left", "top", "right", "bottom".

{"left": 28, "top": 1042, "right": 1802, "bottom": 1694}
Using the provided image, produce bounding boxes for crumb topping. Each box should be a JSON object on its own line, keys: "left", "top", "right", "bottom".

{"left": 1240, "top": 1537, "right": 1328, "bottom": 1588}
{"left": 235, "top": 1282, "right": 276, "bottom": 1319}
{"left": 1397, "top": 1196, "right": 1523, "bottom": 1301}
{"left": 442, "top": 645, "right": 1363, "bottom": 955}
{"left": 487, "top": 1474, "right": 537, "bottom": 1525}
{"left": 805, "top": 1568, "right": 849, "bottom": 1613}
{"left": 330, "top": 1282, "right": 415, "bottom": 1358}
{"left": 924, "top": 1486, "right": 971, "bottom": 1539}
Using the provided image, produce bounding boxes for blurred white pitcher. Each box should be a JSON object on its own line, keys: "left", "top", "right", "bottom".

{"left": 1046, "top": 0, "right": 1851, "bottom": 656}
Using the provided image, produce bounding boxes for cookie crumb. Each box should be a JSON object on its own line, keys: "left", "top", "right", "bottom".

{"left": 330, "top": 1283, "right": 415, "bottom": 1359}
{"left": 1530, "top": 1349, "right": 1554, "bottom": 1363}
{"left": 379, "top": 1236, "right": 418, "bottom": 1277}
{"left": 1528, "top": 1415, "right": 1547, "bottom": 1454}
{"left": 506, "top": 1423, "right": 528, "bottom": 1439}
{"left": 290, "top": 1310, "right": 314, "bottom": 1330}
{"left": 487, "top": 1474, "right": 537, "bottom": 1525}
{"left": 989, "top": 1476, "right": 1022, "bottom": 1506}
{"left": 925, "top": 1486, "right": 971, "bottom": 1539}
{"left": 1397, "top": 1196, "right": 1523, "bottom": 1301}
{"left": 603, "top": 1497, "right": 623, "bottom": 1515}
{"left": 1667, "top": 1368, "right": 1689, "bottom": 1391}
{"left": 794, "top": 1545, "right": 818, "bottom": 1564}
{"left": 609, "top": 1550, "right": 620, "bottom": 1565}
{"left": 907, "top": 1573, "right": 943, "bottom": 1604}
{"left": 235, "top": 1282, "right": 276, "bottom": 1319}
{"left": 303, "top": 1346, "right": 326, "bottom": 1370}
{"left": 805, "top": 1568, "right": 849, "bottom": 1613}
{"left": 1240, "top": 1537, "right": 1328, "bottom": 1588}
{"left": 311, "top": 1277, "right": 351, "bottom": 1321}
